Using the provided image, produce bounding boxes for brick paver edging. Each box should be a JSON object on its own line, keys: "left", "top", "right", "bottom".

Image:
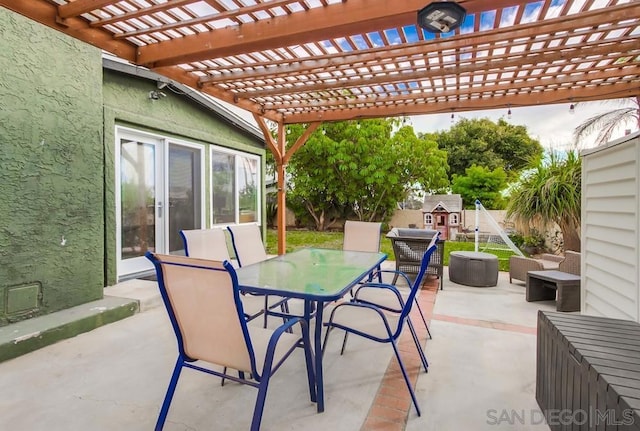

{"left": 360, "top": 277, "right": 439, "bottom": 431}
{"left": 359, "top": 278, "right": 538, "bottom": 430}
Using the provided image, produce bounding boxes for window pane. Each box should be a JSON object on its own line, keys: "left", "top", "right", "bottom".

{"left": 169, "top": 144, "right": 201, "bottom": 253}
{"left": 238, "top": 156, "right": 258, "bottom": 223}
{"left": 211, "top": 151, "right": 236, "bottom": 224}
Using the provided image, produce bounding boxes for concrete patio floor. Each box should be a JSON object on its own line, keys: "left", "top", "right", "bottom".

{"left": 0, "top": 265, "right": 557, "bottom": 431}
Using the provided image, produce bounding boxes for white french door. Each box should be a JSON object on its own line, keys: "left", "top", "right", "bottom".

{"left": 116, "top": 128, "right": 204, "bottom": 278}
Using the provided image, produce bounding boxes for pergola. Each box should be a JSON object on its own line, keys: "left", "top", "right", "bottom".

{"left": 4, "top": 0, "right": 640, "bottom": 253}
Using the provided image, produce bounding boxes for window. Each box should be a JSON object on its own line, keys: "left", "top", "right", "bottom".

{"left": 211, "top": 152, "right": 236, "bottom": 224}
{"left": 211, "top": 148, "right": 261, "bottom": 225}
{"left": 238, "top": 155, "right": 259, "bottom": 223}
{"left": 424, "top": 213, "right": 433, "bottom": 225}
{"left": 449, "top": 213, "right": 459, "bottom": 225}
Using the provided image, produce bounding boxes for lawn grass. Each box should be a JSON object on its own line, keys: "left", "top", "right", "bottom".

{"left": 266, "top": 229, "right": 513, "bottom": 272}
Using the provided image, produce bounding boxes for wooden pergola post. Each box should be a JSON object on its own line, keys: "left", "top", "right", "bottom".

{"left": 253, "top": 115, "right": 320, "bottom": 254}
{"left": 275, "top": 122, "right": 287, "bottom": 254}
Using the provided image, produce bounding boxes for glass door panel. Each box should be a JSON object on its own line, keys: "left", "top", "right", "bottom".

{"left": 117, "top": 129, "right": 205, "bottom": 279}
{"left": 168, "top": 144, "right": 202, "bottom": 253}
{"left": 119, "top": 137, "right": 161, "bottom": 275}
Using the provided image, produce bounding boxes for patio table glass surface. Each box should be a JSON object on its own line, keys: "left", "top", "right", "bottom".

{"left": 236, "top": 247, "right": 387, "bottom": 300}
{"left": 235, "top": 247, "right": 387, "bottom": 413}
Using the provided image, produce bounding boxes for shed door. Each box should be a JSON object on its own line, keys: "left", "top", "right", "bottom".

{"left": 435, "top": 213, "right": 448, "bottom": 239}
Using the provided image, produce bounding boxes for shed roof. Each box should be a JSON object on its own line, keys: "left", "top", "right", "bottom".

{"left": 423, "top": 194, "right": 463, "bottom": 213}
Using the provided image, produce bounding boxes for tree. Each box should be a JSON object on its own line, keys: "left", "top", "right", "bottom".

{"left": 506, "top": 151, "right": 581, "bottom": 252}
{"left": 434, "top": 118, "right": 543, "bottom": 180}
{"left": 451, "top": 165, "right": 508, "bottom": 209}
{"left": 285, "top": 119, "right": 449, "bottom": 230}
{"left": 573, "top": 97, "right": 640, "bottom": 147}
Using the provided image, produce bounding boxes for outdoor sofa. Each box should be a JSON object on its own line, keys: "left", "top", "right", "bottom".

{"left": 509, "top": 251, "right": 580, "bottom": 284}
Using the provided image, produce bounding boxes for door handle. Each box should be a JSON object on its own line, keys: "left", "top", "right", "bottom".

{"left": 157, "top": 201, "right": 163, "bottom": 218}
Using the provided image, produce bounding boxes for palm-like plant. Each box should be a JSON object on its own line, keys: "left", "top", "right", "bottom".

{"left": 573, "top": 97, "right": 640, "bottom": 147}
{"left": 507, "top": 151, "right": 581, "bottom": 252}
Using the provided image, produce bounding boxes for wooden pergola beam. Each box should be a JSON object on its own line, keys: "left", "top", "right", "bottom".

{"left": 2, "top": 0, "right": 137, "bottom": 62}
{"left": 280, "top": 82, "right": 640, "bottom": 123}
{"left": 196, "top": 4, "right": 638, "bottom": 85}
{"left": 232, "top": 46, "right": 640, "bottom": 100}
{"left": 260, "top": 66, "right": 640, "bottom": 113}
{"left": 151, "top": 65, "right": 284, "bottom": 123}
{"left": 57, "top": 0, "right": 115, "bottom": 19}
{"left": 113, "top": 0, "right": 306, "bottom": 39}
{"left": 137, "top": 0, "right": 533, "bottom": 67}
{"left": 90, "top": 0, "right": 196, "bottom": 27}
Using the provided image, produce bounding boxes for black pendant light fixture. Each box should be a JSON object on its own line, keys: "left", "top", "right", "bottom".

{"left": 417, "top": 2, "right": 467, "bottom": 33}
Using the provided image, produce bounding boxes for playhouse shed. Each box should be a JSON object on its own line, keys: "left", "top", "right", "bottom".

{"left": 422, "top": 194, "right": 463, "bottom": 240}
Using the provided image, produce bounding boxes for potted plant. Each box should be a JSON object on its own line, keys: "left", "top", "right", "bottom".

{"left": 521, "top": 229, "right": 545, "bottom": 255}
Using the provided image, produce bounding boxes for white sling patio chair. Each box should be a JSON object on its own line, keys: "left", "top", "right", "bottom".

{"left": 226, "top": 224, "right": 292, "bottom": 321}
{"left": 179, "top": 228, "right": 236, "bottom": 264}
{"left": 180, "top": 228, "right": 280, "bottom": 325}
{"left": 343, "top": 220, "right": 383, "bottom": 283}
{"left": 146, "top": 252, "right": 315, "bottom": 431}
{"left": 226, "top": 224, "right": 269, "bottom": 267}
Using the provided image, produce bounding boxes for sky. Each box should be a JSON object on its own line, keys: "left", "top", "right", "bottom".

{"left": 408, "top": 101, "right": 625, "bottom": 151}
{"left": 219, "top": 98, "right": 636, "bottom": 151}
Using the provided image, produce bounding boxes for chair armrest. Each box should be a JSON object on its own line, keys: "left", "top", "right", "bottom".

{"left": 325, "top": 301, "right": 394, "bottom": 339}
{"left": 353, "top": 283, "right": 404, "bottom": 313}
{"left": 509, "top": 256, "right": 544, "bottom": 283}
{"left": 539, "top": 253, "right": 564, "bottom": 263}
{"left": 261, "top": 316, "right": 307, "bottom": 375}
{"left": 369, "top": 269, "right": 412, "bottom": 287}
{"left": 558, "top": 251, "right": 581, "bottom": 275}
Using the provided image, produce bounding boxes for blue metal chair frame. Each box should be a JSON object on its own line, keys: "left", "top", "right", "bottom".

{"left": 321, "top": 239, "right": 438, "bottom": 416}
{"left": 360, "top": 232, "right": 441, "bottom": 340}
{"left": 146, "top": 252, "right": 316, "bottom": 431}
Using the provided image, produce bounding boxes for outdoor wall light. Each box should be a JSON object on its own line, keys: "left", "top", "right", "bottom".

{"left": 148, "top": 90, "right": 166, "bottom": 100}
{"left": 417, "top": 1, "right": 466, "bottom": 33}
{"left": 149, "top": 81, "right": 169, "bottom": 101}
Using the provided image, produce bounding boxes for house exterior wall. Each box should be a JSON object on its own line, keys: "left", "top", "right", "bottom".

{"left": 102, "top": 69, "right": 266, "bottom": 285}
{"left": 0, "top": 9, "right": 104, "bottom": 325}
{"left": 582, "top": 132, "right": 640, "bottom": 321}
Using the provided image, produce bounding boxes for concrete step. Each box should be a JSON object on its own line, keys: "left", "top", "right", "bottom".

{"left": 0, "top": 295, "right": 139, "bottom": 363}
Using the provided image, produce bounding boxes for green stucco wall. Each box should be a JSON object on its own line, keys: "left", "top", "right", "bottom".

{"left": 0, "top": 9, "right": 104, "bottom": 325}
{"left": 102, "top": 70, "right": 265, "bottom": 285}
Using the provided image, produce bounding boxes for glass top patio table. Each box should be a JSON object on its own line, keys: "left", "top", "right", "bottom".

{"left": 235, "top": 247, "right": 387, "bottom": 413}
{"left": 235, "top": 247, "right": 387, "bottom": 301}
